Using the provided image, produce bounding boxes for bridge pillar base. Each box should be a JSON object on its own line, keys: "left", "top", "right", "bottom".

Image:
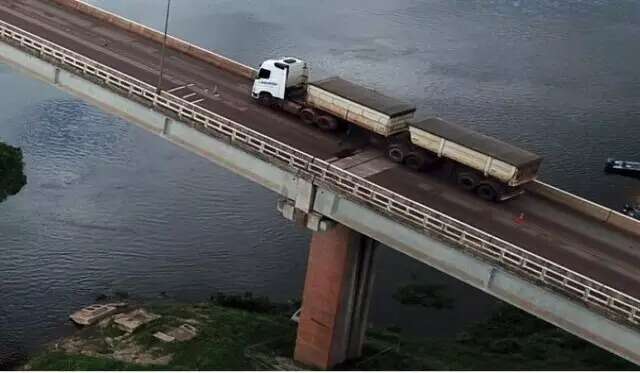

{"left": 294, "top": 223, "right": 377, "bottom": 369}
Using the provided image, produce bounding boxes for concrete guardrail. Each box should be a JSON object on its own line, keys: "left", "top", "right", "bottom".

{"left": 528, "top": 180, "right": 639, "bottom": 236}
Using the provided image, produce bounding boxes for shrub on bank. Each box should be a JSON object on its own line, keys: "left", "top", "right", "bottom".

{"left": 0, "top": 142, "right": 27, "bottom": 203}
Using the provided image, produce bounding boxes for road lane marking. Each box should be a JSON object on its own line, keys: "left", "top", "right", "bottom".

{"left": 167, "top": 83, "right": 195, "bottom": 93}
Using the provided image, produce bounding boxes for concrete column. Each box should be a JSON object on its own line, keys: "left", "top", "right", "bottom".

{"left": 294, "top": 224, "right": 377, "bottom": 369}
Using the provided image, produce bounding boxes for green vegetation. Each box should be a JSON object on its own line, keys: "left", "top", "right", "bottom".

{"left": 393, "top": 283, "right": 454, "bottom": 310}
{"left": 26, "top": 352, "right": 141, "bottom": 371}
{"left": 351, "top": 303, "right": 637, "bottom": 370}
{"left": 26, "top": 303, "right": 296, "bottom": 371}
{"left": 210, "top": 291, "right": 281, "bottom": 314}
{"left": 25, "top": 298, "right": 635, "bottom": 370}
{"left": 0, "top": 141, "right": 26, "bottom": 203}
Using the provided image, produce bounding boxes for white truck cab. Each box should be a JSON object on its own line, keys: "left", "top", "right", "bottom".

{"left": 251, "top": 57, "right": 308, "bottom": 101}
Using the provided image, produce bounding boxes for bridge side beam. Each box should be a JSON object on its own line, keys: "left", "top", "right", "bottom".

{"left": 312, "top": 188, "right": 640, "bottom": 365}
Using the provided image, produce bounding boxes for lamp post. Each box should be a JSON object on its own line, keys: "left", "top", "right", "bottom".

{"left": 156, "top": 0, "right": 172, "bottom": 94}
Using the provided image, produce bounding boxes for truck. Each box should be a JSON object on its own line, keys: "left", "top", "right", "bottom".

{"left": 251, "top": 57, "right": 543, "bottom": 201}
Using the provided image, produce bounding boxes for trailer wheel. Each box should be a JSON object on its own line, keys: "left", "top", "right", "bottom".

{"left": 405, "top": 152, "right": 426, "bottom": 171}
{"left": 258, "top": 92, "right": 273, "bottom": 106}
{"left": 300, "top": 108, "right": 317, "bottom": 125}
{"left": 316, "top": 115, "right": 339, "bottom": 131}
{"left": 387, "top": 145, "right": 405, "bottom": 163}
{"left": 456, "top": 172, "right": 479, "bottom": 191}
{"left": 477, "top": 183, "right": 498, "bottom": 201}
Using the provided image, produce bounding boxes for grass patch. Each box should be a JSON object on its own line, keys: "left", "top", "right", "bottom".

{"left": 25, "top": 300, "right": 637, "bottom": 370}
{"left": 27, "top": 303, "right": 296, "bottom": 370}
{"left": 210, "top": 292, "right": 292, "bottom": 313}
{"left": 27, "top": 352, "right": 142, "bottom": 370}
{"left": 347, "top": 303, "right": 637, "bottom": 370}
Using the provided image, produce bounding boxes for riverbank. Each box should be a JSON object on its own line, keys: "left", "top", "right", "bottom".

{"left": 0, "top": 141, "right": 26, "bottom": 203}
{"left": 23, "top": 296, "right": 636, "bottom": 370}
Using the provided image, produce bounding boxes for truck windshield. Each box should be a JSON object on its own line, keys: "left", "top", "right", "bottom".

{"left": 258, "top": 68, "right": 271, "bottom": 79}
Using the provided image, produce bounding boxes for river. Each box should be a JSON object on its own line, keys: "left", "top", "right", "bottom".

{"left": 1, "top": 0, "right": 639, "bottom": 367}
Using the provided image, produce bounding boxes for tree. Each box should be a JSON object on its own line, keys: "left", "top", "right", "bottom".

{"left": 0, "top": 141, "right": 27, "bottom": 203}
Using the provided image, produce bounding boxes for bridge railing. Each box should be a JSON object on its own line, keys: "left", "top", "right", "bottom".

{"left": 1, "top": 19, "right": 638, "bottom": 326}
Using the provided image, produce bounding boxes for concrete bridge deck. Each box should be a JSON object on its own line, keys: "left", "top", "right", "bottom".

{"left": 0, "top": 0, "right": 639, "bottom": 366}
{"left": 1, "top": 0, "right": 636, "bottom": 298}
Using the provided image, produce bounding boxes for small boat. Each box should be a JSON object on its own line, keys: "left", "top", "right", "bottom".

{"left": 604, "top": 158, "right": 640, "bottom": 178}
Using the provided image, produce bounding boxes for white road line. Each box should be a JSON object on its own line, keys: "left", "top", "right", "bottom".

{"left": 182, "top": 92, "right": 197, "bottom": 99}
{"left": 167, "top": 83, "right": 195, "bottom": 93}
{"left": 167, "top": 85, "right": 186, "bottom": 93}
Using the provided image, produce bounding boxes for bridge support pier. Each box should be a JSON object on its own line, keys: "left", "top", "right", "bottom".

{"left": 294, "top": 223, "right": 377, "bottom": 369}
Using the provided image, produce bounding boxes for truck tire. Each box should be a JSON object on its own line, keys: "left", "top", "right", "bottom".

{"left": 405, "top": 152, "right": 426, "bottom": 171}
{"left": 386, "top": 144, "right": 406, "bottom": 163}
{"left": 456, "top": 172, "right": 479, "bottom": 191}
{"left": 316, "top": 115, "right": 339, "bottom": 131}
{"left": 300, "top": 108, "right": 317, "bottom": 125}
{"left": 258, "top": 92, "right": 273, "bottom": 106}
{"left": 476, "top": 183, "right": 498, "bottom": 201}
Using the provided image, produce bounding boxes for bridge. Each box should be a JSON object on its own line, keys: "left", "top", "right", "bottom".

{"left": 0, "top": 0, "right": 638, "bottom": 368}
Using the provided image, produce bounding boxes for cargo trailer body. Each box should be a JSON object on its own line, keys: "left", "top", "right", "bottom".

{"left": 307, "top": 77, "right": 416, "bottom": 137}
{"left": 408, "top": 118, "right": 542, "bottom": 186}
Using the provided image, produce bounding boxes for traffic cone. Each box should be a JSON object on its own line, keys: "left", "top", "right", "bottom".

{"left": 514, "top": 212, "right": 525, "bottom": 225}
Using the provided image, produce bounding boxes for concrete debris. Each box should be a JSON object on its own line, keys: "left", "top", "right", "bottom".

{"left": 290, "top": 308, "right": 301, "bottom": 323}
{"left": 113, "top": 308, "right": 160, "bottom": 333}
{"left": 153, "top": 331, "right": 175, "bottom": 343}
{"left": 111, "top": 342, "right": 173, "bottom": 365}
{"left": 274, "top": 357, "right": 304, "bottom": 371}
{"left": 168, "top": 324, "right": 198, "bottom": 341}
{"left": 104, "top": 337, "right": 114, "bottom": 348}
{"left": 178, "top": 318, "right": 201, "bottom": 325}
{"left": 155, "top": 324, "right": 198, "bottom": 343}
{"left": 69, "top": 303, "right": 126, "bottom": 326}
{"left": 98, "top": 316, "right": 113, "bottom": 328}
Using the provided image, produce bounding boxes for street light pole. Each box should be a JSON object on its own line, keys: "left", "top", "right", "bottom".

{"left": 156, "top": 0, "right": 171, "bottom": 94}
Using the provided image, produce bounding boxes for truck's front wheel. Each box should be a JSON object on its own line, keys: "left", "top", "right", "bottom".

{"left": 258, "top": 92, "right": 273, "bottom": 106}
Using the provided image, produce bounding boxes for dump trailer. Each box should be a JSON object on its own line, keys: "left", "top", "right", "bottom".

{"left": 399, "top": 118, "right": 543, "bottom": 200}
{"left": 305, "top": 77, "right": 416, "bottom": 136}
{"left": 251, "top": 57, "right": 542, "bottom": 201}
